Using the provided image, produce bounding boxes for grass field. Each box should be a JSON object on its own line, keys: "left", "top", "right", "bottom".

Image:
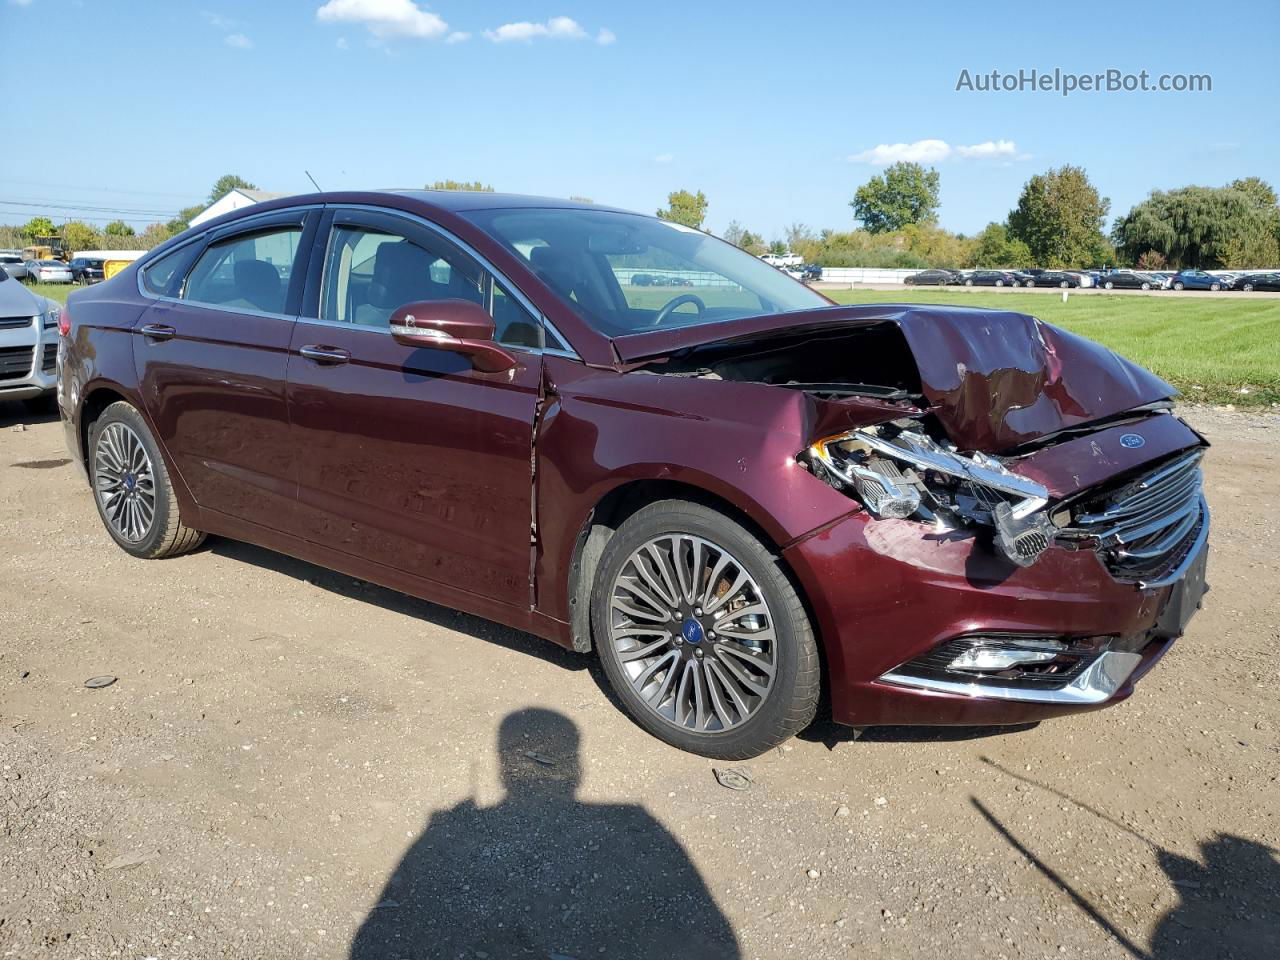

{"left": 823, "top": 290, "right": 1280, "bottom": 407}
{"left": 27, "top": 283, "right": 1279, "bottom": 407}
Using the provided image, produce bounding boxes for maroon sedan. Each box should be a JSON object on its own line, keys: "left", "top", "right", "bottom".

{"left": 56, "top": 191, "right": 1209, "bottom": 758}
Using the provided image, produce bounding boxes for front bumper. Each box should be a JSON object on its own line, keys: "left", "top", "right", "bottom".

{"left": 783, "top": 505, "right": 1208, "bottom": 727}
{"left": 0, "top": 324, "right": 58, "bottom": 399}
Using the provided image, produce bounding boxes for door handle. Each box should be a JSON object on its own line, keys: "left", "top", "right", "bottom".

{"left": 139, "top": 323, "right": 176, "bottom": 341}
{"left": 299, "top": 344, "right": 350, "bottom": 365}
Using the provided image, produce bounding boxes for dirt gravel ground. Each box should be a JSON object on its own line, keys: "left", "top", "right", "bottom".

{"left": 1, "top": 402, "right": 1277, "bottom": 960}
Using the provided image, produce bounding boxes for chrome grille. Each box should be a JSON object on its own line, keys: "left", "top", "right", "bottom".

{"left": 1067, "top": 450, "right": 1206, "bottom": 583}
{"left": 0, "top": 316, "right": 33, "bottom": 330}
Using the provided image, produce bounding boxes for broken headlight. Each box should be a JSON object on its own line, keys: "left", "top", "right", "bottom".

{"left": 806, "top": 424, "right": 1055, "bottom": 567}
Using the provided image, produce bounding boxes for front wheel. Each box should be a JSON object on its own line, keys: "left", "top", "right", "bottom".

{"left": 1173, "top": 282, "right": 1185, "bottom": 290}
{"left": 965, "top": 279, "right": 974, "bottom": 286}
{"left": 89, "top": 401, "right": 205, "bottom": 559}
{"left": 591, "top": 500, "right": 820, "bottom": 759}
{"left": 1104, "top": 281, "right": 1115, "bottom": 289}
{"left": 1210, "top": 283, "right": 1221, "bottom": 291}
{"left": 1243, "top": 283, "right": 1254, "bottom": 292}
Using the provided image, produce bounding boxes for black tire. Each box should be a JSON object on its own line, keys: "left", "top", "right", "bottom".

{"left": 1104, "top": 281, "right": 1114, "bottom": 289}
{"left": 591, "top": 500, "right": 820, "bottom": 759}
{"left": 88, "top": 401, "right": 205, "bottom": 559}
{"left": 1173, "top": 282, "right": 1184, "bottom": 291}
{"left": 1141, "top": 282, "right": 1151, "bottom": 290}
{"left": 1210, "top": 283, "right": 1221, "bottom": 291}
{"left": 1243, "top": 283, "right": 1254, "bottom": 292}
{"left": 1060, "top": 280, "right": 1069, "bottom": 288}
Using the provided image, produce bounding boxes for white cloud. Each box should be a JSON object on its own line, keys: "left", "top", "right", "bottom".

{"left": 445, "top": 30, "right": 469, "bottom": 44}
{"left": 225, "top": 33, "right": 252, "bottom": 49}
{"left": 484, "top": 16, "right": 587, "bottom": 43}
{"left": 596, "top": 27, "right": 616, "bottom": 46}
{"left": 848, "top": 138, "right": 1020, "bottom": 165}
{"left": 954, "top": 139, "right": 1017, "bottom": 159}
{"left": 316, "top": 0, "right": 448, "bottom": 40}
{"left": 654, "top": 153, "right": 674, "bottom": 164}
{"left": 202, "top": 10, "right": 235, "bottom": 29}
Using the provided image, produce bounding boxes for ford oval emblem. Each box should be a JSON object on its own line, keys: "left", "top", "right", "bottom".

{"left": 1120, "top": 433, "right": 1146, "bottom": 449}
{"left": 681, "top": 619, "right": 704, "bottom": 644}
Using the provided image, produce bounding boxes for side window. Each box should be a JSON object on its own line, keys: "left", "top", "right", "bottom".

{"left": 491, "top": 282, "right": 542, "bottom": 348}
{"left": 139, "top": 243, "right": 201, "bottom": 297}
{"left": 183, "top": 227, "right": 303, "bottom": 313}
{"left": 320, "top": 224, "right": 483, "bottom": 328}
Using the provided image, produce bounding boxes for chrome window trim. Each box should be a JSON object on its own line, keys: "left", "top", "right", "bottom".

{"left": 134, "top": 206, "right": 322, "bottom": 304}
{"left": 132, "top": 294, "right": 297, "bottom": 324}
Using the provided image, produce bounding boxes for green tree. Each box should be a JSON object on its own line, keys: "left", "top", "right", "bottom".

{"left": 968, "top": 222, "right": 1034, "bottom": 268}
{"left": 767, "top": 239, "right": 788, "bottom": 256}
{"left": 1228, "top": 176, "right": 1279, "bottom": 210}
{"left": 850, "top": 162, "right": 940, "bottom": 234}
{"left": 166, "top": 204, "right": 204, "bottom": 235}
{"left": 60, "top": 221, "right": 101, "bottom": 253}
{"left": 427, "top": 180, "right": 495, "bottom": 192}
{"left": 104, "top": 219, "right": 135, "bottom": 237}
{"left": 656, "top": 189, "right": 708, "bottom": 230}
{"left": 207, "top": 174, "right": 257, "bottom": 206}
{"left": 22, "top": 216, "right": 56, "bottom": 238}
{"left": 1006, "top": 165, "right": 1109, "bottom": 268}
{"left": 1112, "top": 185, "right": 1279, "bottom": 268}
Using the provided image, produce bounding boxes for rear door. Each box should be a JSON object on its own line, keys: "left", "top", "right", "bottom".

{"left": 134, "top": 208, "right": 318, "bottom": 532}
{"left": 285, "top": 207, "right": 546, "bottom": 607}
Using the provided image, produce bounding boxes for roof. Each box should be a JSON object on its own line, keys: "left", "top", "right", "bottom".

{"left": 235, "top": 189, "right": 291, "bottom": 202}
{"left": 386, "top": 189, "right": 627, "bottom": 214}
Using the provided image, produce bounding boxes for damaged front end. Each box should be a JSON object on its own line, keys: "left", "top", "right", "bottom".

{"left": 804, "top": 422, "right": 1056, "bottom": 568}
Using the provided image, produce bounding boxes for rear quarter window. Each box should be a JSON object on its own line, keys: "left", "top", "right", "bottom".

{"left": 140, "top": 243, "right": 202, "bottom": 297}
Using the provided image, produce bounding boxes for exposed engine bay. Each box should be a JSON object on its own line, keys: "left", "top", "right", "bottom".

{"left": 804, "top": 421, "right": 1057, "bottom": 567}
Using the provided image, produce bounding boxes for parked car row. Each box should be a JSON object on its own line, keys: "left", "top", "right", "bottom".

{"left": 0, "top": 250, "right": 107, "bottom": 284}
{"left": 903, "top": 267, "right": 1280, "bottom": 292}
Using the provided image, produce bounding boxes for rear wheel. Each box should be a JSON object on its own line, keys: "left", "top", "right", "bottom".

{"left": 1210, "top": 283, "right": 1221, "bottom": 291}
{"left": 1243, "top": 283, "right": 1255, "bottom": 292}
{"left": 592, "top": 500, "right": 820, "bottom": 759}
{"left": 1104, "top": 281, "right": 1114, "bottom": 289}
{"left": 89, "top": 401, "right": 205, "bottom": 559}
{"left": 965, "top": 279, "right": 974, "bottom": 286}
{"left": 1173, "top": 282, "right": 1185, "bottom": 290}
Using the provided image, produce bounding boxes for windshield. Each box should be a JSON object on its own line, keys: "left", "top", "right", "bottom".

{"left": 461, "top": 207, "right": 827, "bottom": 336}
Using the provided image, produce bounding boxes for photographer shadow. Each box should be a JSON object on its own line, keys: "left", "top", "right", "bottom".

{"left": 350, "top": 707, "right": 740, "bottom": 959}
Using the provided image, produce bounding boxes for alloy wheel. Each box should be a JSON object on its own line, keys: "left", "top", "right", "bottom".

{"left": 94, "top": 422, "right": 156, "bottom": 542}
{"left": 608, "top": 534, "right": 777, "bottom": 734}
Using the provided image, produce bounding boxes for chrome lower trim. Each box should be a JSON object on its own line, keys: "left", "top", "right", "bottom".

{"left": 879, "top": 650, "right": 1143, "bottom": 705}
{"left": 1137, "top": 496, "right": 1209, "bottom": 589}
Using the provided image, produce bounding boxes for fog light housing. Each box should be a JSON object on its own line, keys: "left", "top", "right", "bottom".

{"left": 948, "top": 639, "right": 1067, "bottom": 673}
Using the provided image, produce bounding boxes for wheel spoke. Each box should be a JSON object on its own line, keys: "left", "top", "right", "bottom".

{"left": 706, "top": 658, "right": 752, "bottom": 718}
{"left": 611, "top": 596, "right": 669, "bottom": 622}
{"left": 615, "top": 576, "right": 670, "bottom": 619}
{"left": 703, "top": 660, "right": 739, "bottom": 729}
{"left": 711, "top": 644, "right": 771, "bottom": 696}
{"left": 619, "top": 637, "right": 672, "bottom": 663}
{"left": 633, "top": 549, "right": 678, "bottom": 608}
{"left": 704, "top": 570, "right": 749, "bottom": 615}
{"left": 699, "top": 552, "right": 733, "bottom": 607}
{"left": 717, "top": 640, "right": 776, "bottom": 679}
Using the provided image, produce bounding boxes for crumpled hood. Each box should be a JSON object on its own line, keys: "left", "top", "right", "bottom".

{"left": 612, "top": 303, "right": 1176, "bottom": 452}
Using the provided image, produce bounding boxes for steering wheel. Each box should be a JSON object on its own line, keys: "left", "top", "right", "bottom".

{"left": 651, "top": 293, "right": 706, "bottom": 326}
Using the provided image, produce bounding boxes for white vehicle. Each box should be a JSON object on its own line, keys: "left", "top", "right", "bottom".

{"left": 0, "top": 254, "right": 28, "bottom": 280}
{"left": 0, "top": 268, "right": 61, "bottom": 406}
{"left": 26, "top": 260, "right": 74, "bottom": 283}
{"left": 761, "top": 253, "right": 803, "bottom": 267}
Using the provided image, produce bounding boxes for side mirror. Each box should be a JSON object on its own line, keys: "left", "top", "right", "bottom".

{"left": 388, "top": 299, "right": 517, "bottom": 373}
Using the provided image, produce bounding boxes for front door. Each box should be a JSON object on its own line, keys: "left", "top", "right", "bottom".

{"left": 135, "top": 211, "right": 316, "bottom": 532}
{"left": 286, "top": 208, "right": 545, "bottom": 608}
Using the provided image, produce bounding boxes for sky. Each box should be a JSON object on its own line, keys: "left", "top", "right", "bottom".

{"left": 2, "top": 0, "right": 1278, "bottom": 240}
